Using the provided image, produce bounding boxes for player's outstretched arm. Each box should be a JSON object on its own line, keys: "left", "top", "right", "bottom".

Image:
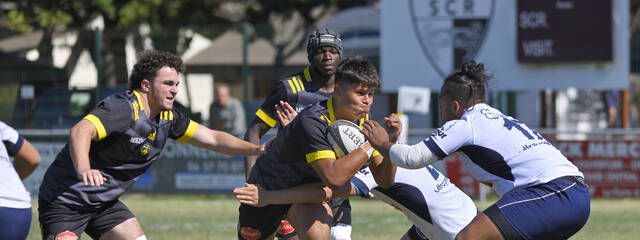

{"left": 189, "top": 123, "right": 264, "bottom": 156}
{"left": 69, "top": 119, "right": 107, "bottom": 186}
{"left": 387, "top": 142, "right": 439, "bottom": 169}
{"left": 12, "top": 138, "right": 40, "bottom": 180}
{"left": 362, "top": 115, "right": 439, "bottom": 169}
{"left": 233, "top": 182, "right": 353, "bottom": 207}
{"left": 243, "top": 119, "right": 271, "bottom": 179}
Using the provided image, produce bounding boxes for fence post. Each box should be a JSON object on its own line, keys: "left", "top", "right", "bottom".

{"left": 94, "top": 28, "right": 102, "bottom": 101}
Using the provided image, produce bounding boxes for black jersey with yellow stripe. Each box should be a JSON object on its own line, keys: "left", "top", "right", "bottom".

{"left": 255, "top": 66, "right": 331, "bottom": 128}
{"left": 249, "top": 97, "right": 378, "bottom": 190}
{"left": 39, "top": 90, "right": 195, "bottom": 208}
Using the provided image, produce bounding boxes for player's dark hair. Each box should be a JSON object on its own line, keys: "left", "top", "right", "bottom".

{"left": 335, "top": 56, "right": 380, "bottom": 91}
{"left": 129, "top": 50, "right": 183, "bottom": 90}
{"left": 441, "top": 60, "right": 490, "bottom": 109}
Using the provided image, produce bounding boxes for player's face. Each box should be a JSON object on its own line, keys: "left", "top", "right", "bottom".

{"left": 150, "top": 66, "right": 179, "bottom": 111}
{"left": 336, "top": 82, "right": 374, "bottom": 120}
{"left": 310, "top": 46, "right": 340, "bottom": 77}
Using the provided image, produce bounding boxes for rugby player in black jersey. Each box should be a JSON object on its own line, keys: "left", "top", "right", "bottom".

{"left": 238, "top": 57, "right": 396, "bottom": 240}
{"left": 38, "top": 50, "right": 265, "bottom": 240}
{"left": 244, "top": 28, "right": 354, "bottom": 239}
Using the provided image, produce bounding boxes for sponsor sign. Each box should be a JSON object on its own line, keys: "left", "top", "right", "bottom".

{"left": 555, "top": 140, "right": 640, "bottom": 198}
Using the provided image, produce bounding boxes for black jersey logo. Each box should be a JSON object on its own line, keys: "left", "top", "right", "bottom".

{"left": 409, "top": 0, "right": 495, "bottom": 78}
{"left": 140, "top": 143, "right": 152, "bottom": 156}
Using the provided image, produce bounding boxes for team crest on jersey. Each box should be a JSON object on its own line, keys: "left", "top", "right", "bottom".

{"left": 140, "top": 143, "right": 152, "bottom": 156}
{"left": 240, "top": 227, "right": 262, "bottom": 240}
{"left": 409, "top": 0, "right": 495, "bottom": 77}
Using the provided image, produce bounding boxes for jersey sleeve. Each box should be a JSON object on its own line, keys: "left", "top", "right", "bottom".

{"left": 84, "top": 97, "right": 133, "bottom": 141}
{"left": 296, "top": 116, "right": 335, "bottom": 163}
{"left": 255, "top": 80, "right": 290, "bottom": 128}
{"left": 0, "top": 121, "right": 24, "bottom": 156}
{"left": 169, "top": 108, "right": 198, "bottom": 143}
{"left": 424, "top": 118, "right": 473, "bottom": 159}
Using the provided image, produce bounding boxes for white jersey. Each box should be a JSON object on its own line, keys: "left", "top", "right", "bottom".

{"left": 425, "top": 103, "right": 583, "bottom": 196}
{"left": 352, "top": 166, "right": 477, "bottom": 240}
{"left": 0, "top": 121, "right": 31, "bottom": 209}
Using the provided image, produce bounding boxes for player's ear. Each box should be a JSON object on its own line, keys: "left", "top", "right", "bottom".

{"left": 141, "top": 79, "right": 151, "bottom": 93}
{"left": 453, "top": 100, "right": 464, "bottom": 116}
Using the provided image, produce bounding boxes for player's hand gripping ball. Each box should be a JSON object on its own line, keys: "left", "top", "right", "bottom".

{"left": 327, "top": 119, "right": 371, "bottom": 167}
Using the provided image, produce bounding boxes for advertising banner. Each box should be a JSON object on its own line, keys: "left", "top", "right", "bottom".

{"left": 555, "top": 140, "right": 640, "bottom": 198}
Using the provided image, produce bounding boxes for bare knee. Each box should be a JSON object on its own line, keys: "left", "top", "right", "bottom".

{"left": 455, "top": 212, "right": 505, "bottom": 240}
{"left": 100, "top": 217, "right": 144, "bottom": 240}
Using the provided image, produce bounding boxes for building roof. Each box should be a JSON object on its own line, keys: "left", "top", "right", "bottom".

{"left": 185, "top": 30, "right": 308, "bottom": 67}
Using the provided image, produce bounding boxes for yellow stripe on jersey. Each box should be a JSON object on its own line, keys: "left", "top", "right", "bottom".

{"left": 287, "top": 79, "right": 298, "bottom": 94}
{"left": 296, "top": 76, "right": 305, "bottom": 91}
{"left": 176, "top": 120, "right": 198, "bottom": 143}
{"left": 306, "top": 150, "right": 336, "bottom": 163}
{"left": 133, "top": 90, "right": 144, "bottom": 110}
{"left": 256, "top": 108, "right": 277, "bottom": 127}
{"left": 320, "top": 115, "right": 332, "bottom": 125}
{"left": 131, "top": 101, "right": 139, "bottom": 120}
{"left": 292, "top": 77, "right": 302, "bottom": 92}
{"left": 327, "top": 97, "right": 336, "bottom": 122}
{"left": 84, "top": 114, "right": 107, "bottom": 141}
{"left": 303, "top": 66, "right": 312, "bottom": 82}
{"left": 169, "top": 111, "right": 173, "bottom": 121}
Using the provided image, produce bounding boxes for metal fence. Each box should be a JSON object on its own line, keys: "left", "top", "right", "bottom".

{"left": 19, "top": 128, "right": 640, "bottom": 200}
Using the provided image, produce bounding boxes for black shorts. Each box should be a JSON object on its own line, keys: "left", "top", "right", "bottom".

{"left": 329, "top": 198, "right": 351, "bottom": 226}
{"left": 39, "top": 198, "right": 135, "bottom": 240}
{"left": 238, "top": 203, "right": 292, "bottom": 240}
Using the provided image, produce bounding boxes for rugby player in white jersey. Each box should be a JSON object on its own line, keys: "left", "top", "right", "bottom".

{"left": 364, "top": 61, "right": 590, "bottom": 240}
{"left": 0, "top": 121, "right": 41, "bottom": 240}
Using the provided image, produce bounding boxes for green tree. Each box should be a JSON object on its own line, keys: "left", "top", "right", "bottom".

{"left": 242, "top": 0, "right": 368, "bottom": 83}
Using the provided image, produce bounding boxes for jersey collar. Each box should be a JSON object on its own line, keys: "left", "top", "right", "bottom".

{"left": 327, "top": 97, "right": 337, "bottom": 122}
{"left": 303, "top": 66, "right": 313, "bottom": 82}
{"left": 132, "top": 90, "right": 145, "bottom": 111}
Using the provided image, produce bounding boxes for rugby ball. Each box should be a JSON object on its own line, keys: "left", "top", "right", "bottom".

{"left": 327, "top": 119, "right": 371, "bottom": 167}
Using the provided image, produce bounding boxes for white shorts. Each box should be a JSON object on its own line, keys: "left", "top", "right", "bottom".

{"left": 351, "top": 166, "right": 477, "bottom": 240}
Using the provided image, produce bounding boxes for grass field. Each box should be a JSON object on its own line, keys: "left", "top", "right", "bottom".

{"left": 27, "top": 194, "right": 640, "bottom": 239}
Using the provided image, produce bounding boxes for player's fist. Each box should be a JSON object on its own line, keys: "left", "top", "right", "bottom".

{"left": 383, "top": 113, "right": 402, "bottom": 143}
{"left": 362, "top": 120, "right": 393, "bottom": 152}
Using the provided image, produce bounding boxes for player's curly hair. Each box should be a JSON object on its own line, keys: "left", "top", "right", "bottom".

{"left": 129, "top": 50, "right": 183, "bottom": 90}
{"left": 441, "top": 60, "right": 491, "bottom": 108}
{"left": 336, "top": 56, "right": 380, "bottom": 90}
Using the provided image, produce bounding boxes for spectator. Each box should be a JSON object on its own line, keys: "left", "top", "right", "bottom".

{"left": 209, "top": 83, "right": 246, "bottom": 137}
{"left": 602, "top": 90, "right": 621, "bottom": 128}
